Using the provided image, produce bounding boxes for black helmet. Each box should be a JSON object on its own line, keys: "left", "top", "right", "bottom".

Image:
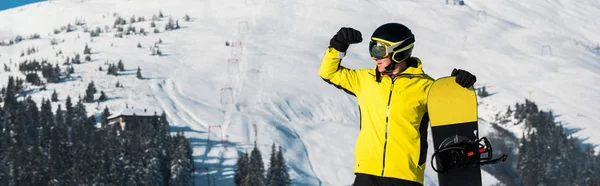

{"left": 369, "top": 23, "right": 415, "bottom": 63}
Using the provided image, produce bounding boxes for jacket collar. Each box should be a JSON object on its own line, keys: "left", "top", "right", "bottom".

{"left": 372, "top": 57, "right": 425, "bottom": 82}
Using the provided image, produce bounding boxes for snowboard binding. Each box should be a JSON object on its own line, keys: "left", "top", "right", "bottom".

{"left": 431, "top": 135, "right": 508, "bottom": 173}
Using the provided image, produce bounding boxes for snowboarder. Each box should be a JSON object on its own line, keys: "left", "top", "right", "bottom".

{"left": 318, "top": 23, "right": 477, "bottom": 186}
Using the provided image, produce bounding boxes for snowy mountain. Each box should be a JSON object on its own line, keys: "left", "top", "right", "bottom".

{"left": 1, "top": 0, "right": 599, "bottom": 185}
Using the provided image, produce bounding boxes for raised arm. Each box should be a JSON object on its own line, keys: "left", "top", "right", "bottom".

{"left": 319, "top": 48, "right": 361, "bottom": 94}
{"left": 318, "top": 27, "right": 363, "bottom": 95}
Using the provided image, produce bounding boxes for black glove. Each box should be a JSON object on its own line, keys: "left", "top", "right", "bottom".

{"left": 329, "top": 27, "right": 363, "bottom": 52}
{"left": 451, "top": 68, "right": 477, "bottom": 88}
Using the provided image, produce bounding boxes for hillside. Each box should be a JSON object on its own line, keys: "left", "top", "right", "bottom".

{"left": 0, "top": 0, "right": 599, "bottom": 185}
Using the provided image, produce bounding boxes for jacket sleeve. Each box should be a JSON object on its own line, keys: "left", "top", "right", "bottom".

{"left": 318, "top": 47, "right": 361, "bottom": 95}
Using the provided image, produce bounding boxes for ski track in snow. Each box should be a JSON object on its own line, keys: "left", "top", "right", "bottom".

{"left": 156, "top": 80, "right": 206, "bottom": 129}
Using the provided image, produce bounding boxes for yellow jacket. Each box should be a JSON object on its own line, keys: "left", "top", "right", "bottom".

{"left": 319, "top": 47, "right": 434, "bottom": 184}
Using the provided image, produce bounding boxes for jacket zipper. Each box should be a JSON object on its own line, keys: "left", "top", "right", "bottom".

{"left": 381, "top": 78, "right": 395, "bottom": 176}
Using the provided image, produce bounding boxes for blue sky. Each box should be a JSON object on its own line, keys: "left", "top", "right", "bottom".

{"left": 0, "top": 0, "right": 46, "bottom": 11}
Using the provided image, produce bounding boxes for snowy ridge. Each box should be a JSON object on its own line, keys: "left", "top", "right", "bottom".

{"left": 1, "top": 0, "right": 599, "bottom": 185}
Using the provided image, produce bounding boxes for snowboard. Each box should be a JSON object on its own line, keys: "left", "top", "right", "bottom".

{"left": 427, "top": 76, "right": 481, "bottom": 186}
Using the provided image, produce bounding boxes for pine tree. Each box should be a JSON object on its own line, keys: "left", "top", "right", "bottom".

{"left": 73, "top": 54, "right": 81, "bottom": 64}
{"left": 99, "top": 91, "right": 107, "bottom": 102}
{"left": 106, "top": 127, "right": 125, "bottom": 185}
{"left": 84, "top": 81, "right": 97, "bottom": 103}
{"left": 130, "top": 16, "right": 136, "bottom": 24}
{"left": 266, "top": 143, "right": 278, "bottom": 186}
{"left": 165, "top": 18, "right": 174, "bottom": 31}
{"left": 266, "top": 144, "right": 290, "bottom": 186}
{"left": 90, "top": 27, "right": 101, "bottom": 37}
{"left": 134, "top": 113, "right": 163, "bottom": 185}
{"left": 123, "top": 117, "right": 144, "bottom": 185}
{"left": 275, "top": 146, "right": 291, "bottom": 186}
{"left": 169, "top": 132, "right": 193, "bottom": 185}
{"left": 65, "top": 96, "right": 74, "bottom": 129}
{"left": 136, "top": 67, "right": 143, "bottom": 79}
{"left": 83, "top": 44, "right": 91, "bottom": 55}
{"left": 39, "top": 99, "right": 54, "bottom": 183}
{"left": 107, "top": 64, "right": 118, "bottom": 76}
{"left": 40, "top": 99, "right": 54, "bottom": 149}
{"left": 5, "top": 101, "right": 26, "bottom": 185}
{"left": 118, "top": 60, "right": 125, "bottom": 71}
{"left": 146, "top": 136, "right": 163, "bottom": 185}
{"left": 51, "top": 104, "right": 70, "bottom": 183}
{"left": 3, "top": 77, "right": 17, "bottom": 110}
{"left": 25, "top": 73, "right": 42, "bottom": 86}
{"left": 478, "top": 86, "right": 490, "bottom": 98}
{"left": 101, "top": 106, "right": 110, "bottom": 128}
{"left": 15, "top": 78, "right": 24, "bottom": 94}
{"left": 246, "top": 143, "right": 266, "bottom": 186}
{"left": 235, "top": 152, "right": 250, "bottom": 186}
{"left": 89, "top": 129, "right": 107, "bottom": 184}
{"left": 0, "top": 133, "right": 8, "bottom": 185}
{"left": 157, "top": 112, "right": 171, "bottom": 185}
{"left": 52, "top": 64, "right": 59, "bottom": 83}
{"left": 156, "top": 48, "right": 162, "bottom": 56}
{"left": 112, "top": 64, "right": 118, "bottom": 75}
{"left": 22, "top": 96, "right": 41, "bottom": 184}
{"left": 69, "top": 100, "right": 93, "bottom": 184}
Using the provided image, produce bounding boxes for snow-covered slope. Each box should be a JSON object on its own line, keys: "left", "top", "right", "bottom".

{"left": 0, "top": 0, "right": 598, "bottom": 185}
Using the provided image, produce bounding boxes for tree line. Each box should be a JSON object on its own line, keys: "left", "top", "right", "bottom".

{"left": 494, "top": 99, "right": 600, "bottom": 185}
{"left": 234, "top": 143, "right": 291, "bottom": 186}
{"left": 0, "top": 76, "right": 195, "bottom": 185}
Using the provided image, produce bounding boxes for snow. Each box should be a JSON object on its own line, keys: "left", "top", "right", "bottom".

{"left": 1, "top": 0, "right": 598, "bottom": 185}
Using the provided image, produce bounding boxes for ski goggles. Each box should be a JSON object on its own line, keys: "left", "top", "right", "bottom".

{"left": 369, "top": 37, "right": 415, "bottom": 62}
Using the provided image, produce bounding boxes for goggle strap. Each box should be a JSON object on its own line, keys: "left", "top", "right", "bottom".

{"left": 391, "top": 47, "right": 413, "bottom": 63}
{"left": 395, "top": 43, "right": 414, "bottom": 53}
{"left": 395, "top": 37, "right": 415, "bottom": 51}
